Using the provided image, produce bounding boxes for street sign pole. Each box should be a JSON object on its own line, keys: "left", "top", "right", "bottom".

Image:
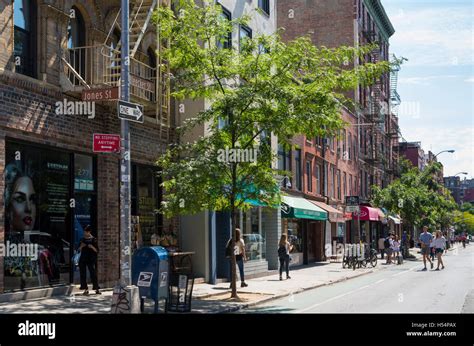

{"left": 112, "top": 0, "right": 140, "bottom": 313}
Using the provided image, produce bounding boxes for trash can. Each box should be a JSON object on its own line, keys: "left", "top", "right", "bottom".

{"left": 166, "top": 252, "right": 194, "bottom": 313}
{"left": 132, "top": 246, "right": 169, "bottom": 313}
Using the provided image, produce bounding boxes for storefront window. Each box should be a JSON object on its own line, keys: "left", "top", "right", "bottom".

{"left": 131, "top": 165, "right": 163, "bottom": 246}
{"left": 240, "top": 207, "right": 266, "bottom": 261}
{"left": 282, "top": 219, "right": 303, "bottom": 253}
{"left": 4, "top": 142, "right": 75, "bottom": 291}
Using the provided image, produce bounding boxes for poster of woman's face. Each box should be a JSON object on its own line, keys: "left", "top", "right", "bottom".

{"left": 9, "top": 176, "right": 37, "bottom": 232}
{"left": 4, "top": 164, "right": 37, "bottom": 235}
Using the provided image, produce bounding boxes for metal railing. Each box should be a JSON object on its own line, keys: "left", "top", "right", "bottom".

{"left": 60, "top": 44, "right": 156, "bottom": 102}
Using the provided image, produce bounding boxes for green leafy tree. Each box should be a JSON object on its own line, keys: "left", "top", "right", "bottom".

{"left": 454, "top": 211, "right": 474, "bottom": 235}
{"left": 372, "top": 161, "right": 457, "bottom": 237}
{"left": 155, "top": 0, "right": 390, "bottom": 298}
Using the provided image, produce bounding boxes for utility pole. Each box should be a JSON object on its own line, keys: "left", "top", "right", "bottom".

{"left": 120, "top": 0, "right": 131, "bottom": 289}
{"left": 112, "top": 0, "right": 140, "bottom": 313}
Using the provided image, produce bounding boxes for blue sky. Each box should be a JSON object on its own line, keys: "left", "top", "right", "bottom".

{"left": 383, "top": 0, "right": 473, "bottom": 178}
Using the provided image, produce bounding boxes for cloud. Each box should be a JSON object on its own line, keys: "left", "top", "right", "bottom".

{"left": 385, "top": 5, "right": 474, "bottom": 67}
{"left": 398, "top": 126, "right": 474, "bottom": 177}
{"left": 398, "top": 75, "right": 459, "bottom": 85}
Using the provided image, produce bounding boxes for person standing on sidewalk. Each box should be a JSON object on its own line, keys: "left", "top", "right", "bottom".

{"left": 378, "top": 236, "right": 385, "bottom": 260}
{"left": 419, "top": 226, "right": 434, "bottom": 271}
{"left": 433, "top": 231, "right": 446, "bottom": 270}
{"left": 392, "top": 235, "right": 400, "bottom": 263}
{"left": 78, "top": 225, "right": 100, "bottom": 295}
{"left": 384, "top": 234, "right": 393, "bottom": 264}
{"left": 278, "top": 234, "right": 293, "bottom": 280}
{"left": 226, "top": 228, "right": 248, "bottom": 288}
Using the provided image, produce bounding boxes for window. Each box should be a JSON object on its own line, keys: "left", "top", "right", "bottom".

{"left": 277, "top": 144, "right": 291, "bottom": 188}
{"left": 349, "top": 174, "right": 353, "bottom": 195}
{"left": 131, "top": 165, "right": 163, "bottom": 246}
{"left": 306, "top": 160, "right": 312, "bottom": 192}
{"left": 241, "top": 207, "right": 265, "bottom": 261}
{"left": 67, "top": 6, "right": 86, "bottom": 83}
{"left": 239, "top": 25, "right": 252, "bottom": 52}
{"left": 315, "top": 137, "right": 322, "bottom": 147}
{"left": 337, "top": 170, "right": 341, "bottom": 200}
{"left": 348, "top": 133, "right": 352, "bottom": 160}
{"left": 258, "top": 0, "right": 270, "bottom": 15}
{"left": 353, "top": 135, "right": 357, "bottom": 161}
{"left": 343, "top": 172, "right": 347, "bottom": 197}
{"left": 329, "top": 166, "right": 336, "bottom": 198}
{"left": 295, "top": 149, "right": 302, "bottom": 191}
{"left": 217, "top": 6, "right": 232, "bottom": 49}
{"left": 14, "top": 0, "right": 37, "bottom": 77}
{"left": 342, "top": 130, "right": 347, "bottom": 159}
{"left": 315, "top": 164, "right": 321, "bottom": 195}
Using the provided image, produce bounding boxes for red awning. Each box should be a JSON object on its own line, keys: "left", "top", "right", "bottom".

{"left": 354, "top": 206, "right": 379, "bottom": 221}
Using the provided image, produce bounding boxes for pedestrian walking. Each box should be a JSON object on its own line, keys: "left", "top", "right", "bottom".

{"left": 378, "top": 236, "right": 385, "bottom": 260}
{"left": 78, "top": 225, "right": 100, "bottom": 295}
{"left": 419, "top": 226, "right": 434, "bottom": 271}
{"left": 226, "top": 228, "right": 248, "bottom": 288}
{"left": 384, "top": 234, "right": 393, "bottom": 264}
{"left": 433, "top": 231, "right": 446, "bottom": 270}
{"left": 429, "top": 239, "right": 436, "bottom": 262}
{"left": 278, "top": 234, "right": 293, "bottom": 280}
{"left": 392, "top": 235, "right": 400, "bottom": 264}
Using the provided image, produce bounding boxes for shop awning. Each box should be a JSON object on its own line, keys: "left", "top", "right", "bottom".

{"left": 281, "top": 195, "right": 328, "bottom": 221}
{"left": 388, "top": 215, "right": 401, "bottom": 224}
{"left": 355, "top": 206, "right": 379, "bottom": 221}
{"left": 309, "top": 200, "right": 345, "bottom": 222}
{"left": 376, "top": 208, "right": 387, "bottom": 224}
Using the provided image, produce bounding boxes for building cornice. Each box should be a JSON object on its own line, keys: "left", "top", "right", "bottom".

{"left": 363, "top": 0, "right": 395, "bottom": 41}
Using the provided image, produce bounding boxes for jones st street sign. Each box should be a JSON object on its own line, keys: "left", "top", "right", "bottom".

{"left": 82, "top": 87, "right": 119, "bottom": 101}
{"left": 118, "top": 100, "right": 144, "bottom": 123}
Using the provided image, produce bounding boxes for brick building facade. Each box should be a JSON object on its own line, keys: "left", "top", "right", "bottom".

{"left": 277, "top": 0, "right": 397, "bottom": 245}
{"left": 0, "top": 0, "right": 174, "bottom": 293}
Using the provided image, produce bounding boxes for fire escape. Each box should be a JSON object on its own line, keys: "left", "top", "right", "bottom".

{"left": 386, "top": 55, "right": 403, "bottom": 177}
{"left": 361, "top": 26, "right": 386, "bottom": 190}
{"left": 59, "top": 0, "right": 171, "bottom": 140}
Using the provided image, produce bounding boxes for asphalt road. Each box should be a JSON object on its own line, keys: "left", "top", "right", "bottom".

{"left": 243, "top": 245, "right": 474, "bottom": 313}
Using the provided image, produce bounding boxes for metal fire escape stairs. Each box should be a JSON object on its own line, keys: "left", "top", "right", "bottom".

{"left": 103, "top": 0, "right": 171, "bottom": 140}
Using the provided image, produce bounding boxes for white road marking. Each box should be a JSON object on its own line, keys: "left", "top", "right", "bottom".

{"left": 298, "top": 291, "right": 355, "bottom": 312}
{"left": 375, "top": 279, "right": 385, "bottom": 284}
{"left": 392, "top": 269, "right": 412, "bottom": 277}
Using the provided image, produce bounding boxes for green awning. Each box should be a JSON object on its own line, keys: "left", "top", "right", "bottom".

{"left": 281, "top": 195, "right": 328, "bottom": 221}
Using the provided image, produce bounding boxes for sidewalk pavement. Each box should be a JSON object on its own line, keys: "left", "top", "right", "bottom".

{"left": 0, "top": 244, "right": 459, "bottom": 314}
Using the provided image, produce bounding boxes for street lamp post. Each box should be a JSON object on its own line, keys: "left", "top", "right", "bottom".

{"left": 433, "top": 149, "right": 455, "bottom": 160}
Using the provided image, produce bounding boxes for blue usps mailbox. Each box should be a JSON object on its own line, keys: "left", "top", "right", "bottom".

{"left": 132, "top": 246, "right": 169, "bottom": 313}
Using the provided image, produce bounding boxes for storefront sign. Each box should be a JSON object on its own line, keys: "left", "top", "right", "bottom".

{"left": 345, "top": 196, "right": 360, "bottom": 206}
{"left": 346, "top": 205, "right": 359, "bottom": 213}
{"left": 93, "top": 134, "right": 120, "bottom": 153}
